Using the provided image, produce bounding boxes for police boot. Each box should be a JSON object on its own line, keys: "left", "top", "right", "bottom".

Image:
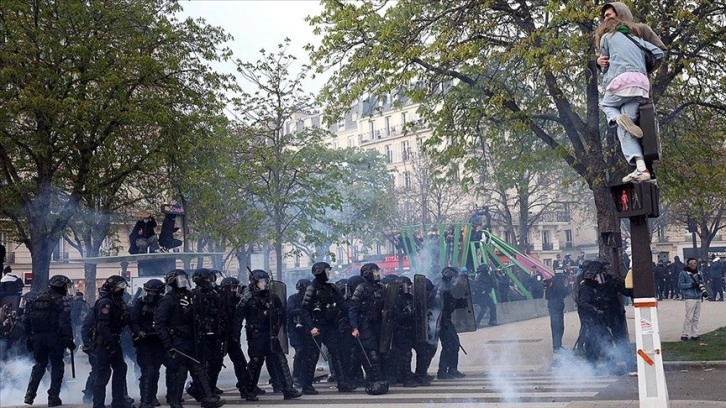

{"left": 331, "top": 356, "right": 354, "bottom": 392}
{"left": 185, "top": 382, "right": 202, "bottom": 402}
{"left": 47, "top": 397, "right": 63, "bottom": 407}
{"left": 200, "top": 398, "right": 226, "bottom": 408}
{"left": 399, "top": 350, "right": 417, "bottom": 387}
{"left": 23, "top": 391, "right": 35, "bottom": 405}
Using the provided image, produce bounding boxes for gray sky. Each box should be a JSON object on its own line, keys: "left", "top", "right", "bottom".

{"left": 179, "top": 0, "right": 328, "bottom": 94}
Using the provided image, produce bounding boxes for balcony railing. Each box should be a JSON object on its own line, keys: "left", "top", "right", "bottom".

{"left": 542, "top": 242, "right": 554, "bottom": 250}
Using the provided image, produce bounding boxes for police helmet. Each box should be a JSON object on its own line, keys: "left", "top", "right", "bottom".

{"left": 398, "top": 276, "right": 413, "bottom": 294}
{"left": 312, "top": 262, "right": 332, "bottom": 276}
{"left": 250, "top": 270, "right": 269, "bottom": 290}
{"left": 193, "top": 268, "right": 216, "bottom": 289}
{"left": 360, "top": 263, "right": 381, "bottom": 282}
{"left": 143, "top": 279, "right": 165, "bottom": 293}
{"left": 380, "top": 274, "right": 398, "bottom": 284}
{"left": 296, "top": 278, "right": 312, "bottom": 292}
{"left": 425, "top": 278, "right": 434, "bottom": 292}
{"left": 102, "top": 275, "right": 128, "bottom": 295}
{"left": 49, "top": 275, "right": 72, "bottom": 295}
{"left": 165, "top": 269, "right": 190, "bottom": 289}
{"left": 220, "top": 277, "right": 241, "bottom": 289}
{"left": 441, "top": 266, "right": 459, "bottom": 280}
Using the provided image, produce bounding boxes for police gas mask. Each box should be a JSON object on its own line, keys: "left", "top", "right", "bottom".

{"left": 144, "top": 289, "right": 161, "bottom": 302}
{"left": 113, "top": 281, "right": 127, "bottom": 295}
{"left": 595, "top": 272, "right": 605, "bottom": 284}
{"left": 442, "top": 267, "right": 458, "bottom": 282}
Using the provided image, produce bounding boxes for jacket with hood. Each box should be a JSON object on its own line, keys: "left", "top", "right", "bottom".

{"left": 601, "top": 2, "right": 666, "bottom": 51}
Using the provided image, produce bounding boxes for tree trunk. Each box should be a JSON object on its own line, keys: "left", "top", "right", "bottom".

{"left": 592, "top": 185, "right": 624, "bottom": 278}
{"left": 275, "top": 240, "right": 283, "bottom": 281}
{"left": 29, "top": 237, "right": 54, "bottom": 291}
{"left": 85, "top": 263, "right": 98, "bottom": 304}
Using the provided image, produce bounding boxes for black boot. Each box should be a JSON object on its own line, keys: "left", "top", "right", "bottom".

{"left": 48, "top": 397, "right": 62, "bottom": 407}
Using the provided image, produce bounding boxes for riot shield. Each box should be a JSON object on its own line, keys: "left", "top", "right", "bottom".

{"left": 451, "top": 274, "right": 478, "bottom": 333}
{"left": 413, "top": 274, "right": 428, "bottom": 343}
{"left": 379, "top": 282, "right": 399, "bottom": 354}
{"left": 269, "top": 280, "right": 289, "bottom": 354}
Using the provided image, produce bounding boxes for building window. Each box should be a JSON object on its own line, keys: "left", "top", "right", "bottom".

{"left": 401, "top": 140, "right": 410, "bottom": 161}
{"left": 385, "top": 117, "right": 391, "bottom": 136}
{"left": 401, "top": 112, "right": 408, "bottom": 126}
{"left": 369, "top": 121, "right": 375, "bottom": 140}
{"left": 348, "top": 136, "right": 353, "bottom": 148}
{"left": 542, "top": 230, "right": 550, "bottom": 244}
{"left": 338, "top": 117, "right": 345, "bottom": 129}
{"left": 565, "top": 229, "right": 573, "bottom": 242}
{"left": 385, "top": 145, "right": 392, "bottom": 163}
{"left": 403, "top": 171, "right": 411, "bottom": 190}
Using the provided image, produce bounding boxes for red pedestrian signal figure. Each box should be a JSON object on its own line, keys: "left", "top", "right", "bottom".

{"left": 620, "top": 189, "right": 629, "bottom": 211}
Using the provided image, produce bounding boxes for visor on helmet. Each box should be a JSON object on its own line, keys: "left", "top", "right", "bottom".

{"left": 175, "top": 275, "right": 190, "bottom": 289}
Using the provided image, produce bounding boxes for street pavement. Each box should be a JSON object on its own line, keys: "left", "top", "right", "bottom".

{"left": 0, "top": 298, "right": 723, "bottom": 407}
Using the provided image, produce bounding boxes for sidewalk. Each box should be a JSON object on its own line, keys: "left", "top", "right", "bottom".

{"left": 455, "top": 298, "right": 726, "bottom": 372}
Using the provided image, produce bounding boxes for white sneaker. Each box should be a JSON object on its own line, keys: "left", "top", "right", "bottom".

{"left": 622, "top": 169, "right": 651, "bottom": 183}
{"left": 616, "top": 115, "right": 643, "bottom": 138}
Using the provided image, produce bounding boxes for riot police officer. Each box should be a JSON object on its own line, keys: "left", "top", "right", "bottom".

{"left": 154, "top": 269, "right": 225, "bottom": 408}
{"left": 349, "top": 263, "right": 388, "bottom": 395}
{"left": 130, "top": 279, "right": 166, "bottom": 408}
{"left": 90, "top": 275, "right": 132, "bottom": 408}
{"left": 23, "top": 274, "right": 74, "bottom": 406}
{"left": 392, "top": 276, "right": 419, "bottom": 387}
{"left": 413, "top": 277, "right": 436, "bottom": 385}
{"left": 437, "top": 267, "right": 466, "bottom": 379}
{"left": 237, "top": 270, "right": 301, "bottom": 400}
{"left": 287, "top": 278, "right": 311, "bottom": 387}
{"left": 186, "top": 269, "right": 224, "bottom": 400}
{"left": 575, "top": 262, "right": 610, "bottom": 366}
{"left": 218, "top": 277, "right": 257, "bottom": 401}
{"left": 300, "top": 262, "right": 354, "bottom": 394}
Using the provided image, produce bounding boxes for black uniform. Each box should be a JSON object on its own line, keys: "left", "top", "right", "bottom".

{"left": 473, "top": 266, "right": 497, "bottom": 326}
{"left": 187, "top": 271, "right": 224, "bottom": 399}
{"left": 575, "top": 266, "right": 610, "bottom": 365}
{"left": 300, "top": 263, "right": 353, "bottom": 394}
{"left": 236, "top": 270, "right": 300, "bottom": 400}
{"left": 544, "top": 273, "right": 570, "bottom": 352}
{"left": 349, "top": 263, "right": 388, "bottom": 395}
{"left": 436, "top": 268, "right": 466, "bottom": 379}
{"left": 286, "top": 279, "right": 310, "bottom": 387}
{"left": 154, "top": 270, "right": 225, "bottom": 408}
{"left": 218, "top": 278, "right": 257, "bottom": 401}
{"left": 392, "top": 278, "right": 418, "bottom": 387}
{"left": 91, "top": 277, "right": 131, "bottom": 408}
{"left": 130, "top": 284, "right": 165, "bottom": 408}
{"left": 22, "top": 276, "right": 74, "bottom": 406}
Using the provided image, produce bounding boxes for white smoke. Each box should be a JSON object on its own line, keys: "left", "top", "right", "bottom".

{"left": 0, "top": 354, "right": 148, "bottom": 407}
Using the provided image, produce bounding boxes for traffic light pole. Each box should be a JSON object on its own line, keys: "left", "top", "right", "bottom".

{"left": 630, "top": 208, "right": 669, "bottom": 407}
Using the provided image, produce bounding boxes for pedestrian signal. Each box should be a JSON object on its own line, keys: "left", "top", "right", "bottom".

{"left": 610, "top": 182, "right": 659, "bottom": 219}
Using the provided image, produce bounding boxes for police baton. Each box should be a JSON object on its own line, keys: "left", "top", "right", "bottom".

{"left": 354, "top": 335, "right": 373, "bottom": 369}
{"left": 446, "top": 324, "right": 468, "bottom": 355}
{"left": 70, "top": 349, "right": 76, "bottom": 379}
{"left": 310, "top": 333, "right": 328, "bottom": 361}
{"left": 169, "top": 348, "right": 202, "bottom": 365}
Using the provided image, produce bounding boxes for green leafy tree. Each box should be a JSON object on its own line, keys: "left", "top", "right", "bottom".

{"left": 659, "top": 105, "right": 726, "bottom": 259}
{"left": 0, "top": 0, "right": 234, "bottom": 289}
{"left": 308, "top": 0, "right": 726, "bottom": 271}
{"left": 234, "top": 40, "right": 358, "bottom": 280}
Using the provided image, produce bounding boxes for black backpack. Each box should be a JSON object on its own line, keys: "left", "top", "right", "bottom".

{"left": 28, "top": 291, "right": 59, "bottom": 333}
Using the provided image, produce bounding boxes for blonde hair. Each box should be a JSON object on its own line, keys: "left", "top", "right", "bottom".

{"left": 594, "top": 18, "right": 642, "bottom": 52}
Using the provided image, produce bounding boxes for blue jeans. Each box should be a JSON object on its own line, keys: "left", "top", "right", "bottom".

{"left": 600, "top": 92, "right": 647, "bottom": 165}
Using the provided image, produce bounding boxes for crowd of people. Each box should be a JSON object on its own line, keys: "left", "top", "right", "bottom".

{"left": 2, "top": 262, "right": 477, "bottom": 408}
